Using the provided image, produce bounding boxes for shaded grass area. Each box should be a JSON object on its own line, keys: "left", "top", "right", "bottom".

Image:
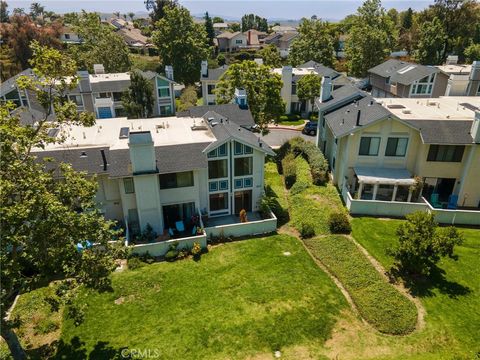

{"left": 304, "top": 235, "right": 418, "bottom": 335}
{"left": 289, "top": 156, "right": 345, "bottom": 236}
{"left": 352, "top": 217, "right": 480, "bottom": 358}
{"left": 130, "top": 54, "right": 160, "bottom": 72}
{"left": 35, "top": 235, "right": 346, "bottom": 359}
{"left": 264, "top": 161, "right": 289, "bottom": 225}
{"left": 277, "top": 119, "right": 305, "bottom": 126}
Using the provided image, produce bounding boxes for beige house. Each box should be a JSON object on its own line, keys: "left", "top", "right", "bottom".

{"left": 317, "top": 86, "right": 480, "bottom": 223}
{"left": 216, "top": 31, "right": 248, "bottom": 52}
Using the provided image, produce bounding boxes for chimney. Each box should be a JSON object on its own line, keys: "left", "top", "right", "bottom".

{"left": 128, "top": 131, "right": 156, "bottom": 174}
{"left": 471, "top": 111, "right": 480, "bottom": 143}
{"left": 281, "top": 66, "right": 293, "bottom": 113}
{"left": 93, "top": 64, "right": 105, "bottom": 75}
{"left": 201, "top": 60, "right": 208, "bottom": 78}
{"left": 165, "top": 65, "right": 174, "bottom": 81}
{"left": 320, "top": 76, "right": 332, "bottom": 103}
{"left": 356, "top": 110, "right": 361, "bottom": 126}
{"left": 247, "top": 30, "right": 251, "bottom": 45}
{"left": 234, "top": 88, "right": 248, "bottom": 109}
{"left": 446, "top": 55, "right": 458, "bottom": 65}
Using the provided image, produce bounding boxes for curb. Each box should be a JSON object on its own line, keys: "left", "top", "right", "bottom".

{"left": 267, "top": 126, "right": 303, "bottom": 132}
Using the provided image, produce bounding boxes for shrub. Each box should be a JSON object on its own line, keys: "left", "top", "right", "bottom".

{"left": 164, "top": 242, "right": 179, "bottom": 262}
{"left": 34, "top": 318, "right": 58, "bottom": 335}
{"left": 299, "top": 223, "right": 315, "bottom": 239}
{"left": 279, "top": 115, "right": 289, "bottom": 122}
{"left": 328, "top": 212, "right": 351, "bottom": 234}
{"left": 127, "top": 257, "right": 146, "bottom": 270}
{"left": 290, "top": 181, "right": 309, "bottom": 195}
{"left": 282, "top": 153, "right": 297, "bottom": 189}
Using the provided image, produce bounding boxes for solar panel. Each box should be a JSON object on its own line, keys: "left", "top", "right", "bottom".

{"left": 119, "top": 127, "right": 130, "bottom": 139}
{"left": 459, "top": 103, "right": 479, "bottom": 112}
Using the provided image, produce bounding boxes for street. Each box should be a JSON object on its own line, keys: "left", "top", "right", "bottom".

{"left": 257, "top": 128, "right": 315, "bottom": 148}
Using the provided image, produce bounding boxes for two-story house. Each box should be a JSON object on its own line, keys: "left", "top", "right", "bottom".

{"left": 263, "top": 31, "right": 298, "bottom": 58}
{"left": 216, "top": 31, "right": 248, "bottom": 52}
{"left": 368, "top": 59, "right": 450, "bottom": 98}
{"left": 437, "top": 60, "right": 480, "bottom": 97}
{"left": 1, "top": 65, "right": 176, "bottom": 121}
{"left": 200, "top": 63, "right": 229, "bottom": 105}
{"left": 32, "top": 105, "right": 275, "bottom": 239}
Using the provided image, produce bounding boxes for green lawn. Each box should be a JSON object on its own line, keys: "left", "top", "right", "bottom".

{"left": 276, "top": 119, "right": 306, "bottom": 126}
{"left": 14, "top": 235, "right": 348, "bottom": 359}
{"left": 304, "top": 235, "right": 417, "bottom": 335}
{"left": 352, "top": 217, "right": 480, "bottom": 358}
{"left": 130, "top": 54, "right": 160, "bottom": 72}
{"left": 264, "top": 161, "right": 289, "bottom": 225}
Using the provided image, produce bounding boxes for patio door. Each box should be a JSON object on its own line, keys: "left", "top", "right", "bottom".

{"left": 162, "top": 202, "right": 195, "bottom": 230}
{"left": 234, "top": 190, "right": 252, "bottom": 214}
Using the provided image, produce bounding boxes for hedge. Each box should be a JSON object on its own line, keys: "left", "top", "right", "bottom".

{"left": 282, "top": 153, "right": 297, "bottom": 189}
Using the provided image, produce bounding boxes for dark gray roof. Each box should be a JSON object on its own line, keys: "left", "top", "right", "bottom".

{"left": 177, "top": 103, "right": 255, "bottom": 128}
{"left": 200, "top": 65, "right": 229, "bottom": 81}
{"left": 155, "top": 142, "right": 211, "bottom": 175}
{"left": 316, "top": 84, "right": 364, "bottom": 114}
{"left": 297, "top": 61, "right": 340, "bottom": 79}
{"left": 0, "top": 69, "right": 34, "bottom": 96}
{"left": 368, "top": 59, "right": 439, "bottom": 85}
{"left": 402, "top": 120, "right": 474, "bottom": 144}
{"left": 324, "top": 96, "right": 391, "bottom": 138}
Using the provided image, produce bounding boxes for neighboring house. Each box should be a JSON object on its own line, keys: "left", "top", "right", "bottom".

{"left": 213, "top": 22, "right": 229, "bottom": 32}
{"left": 368, "top": 59, "right": 450, "bottom": 98}
{"left": 243, "top": 29, "right": 268, "bottom": 50}
{"left": 2, "top": 65, "right": 176, "bottom": 120}
{"left": 117, "top": 27, "right": 152, "bottom": 48}
{"left": 110, "top": 18, "right": 129, "bottom": 30}
{"left": 200, "top": 62, "right": 229, "bottom": 105}
{"left": 316, "top": 84, "right": 480, "bottom": 221}
{"left": 31, "top": 105, "right": 275, "bottom": 239}
{"left": 59, "top": 26, "right": 82, "bottom": 44}
{"left": 216, "top": 31, "right": 248, "bottom": 52}
{"left": 264, "top": 31, "right": 298, "bottom": 58}
{"left": 437, "top": 59, "right": 480, "bottom": 97}
{"left": 271, "top": 25, "right": 296, "bottom": 32}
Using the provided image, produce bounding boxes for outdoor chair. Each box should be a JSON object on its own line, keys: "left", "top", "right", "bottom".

{"left": 447, "top": 194, "right": 458, "bottom": 209}
{"left": 430, "top": 193, "right": 442, "bottom": 208}
{"left": 192, "top": 225, "right": 197, "bottom": 235}
{"left": 175, "top": 221, "right": 185, "bottom": 233}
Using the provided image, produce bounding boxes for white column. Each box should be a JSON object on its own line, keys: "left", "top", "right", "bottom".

{"left": 357, "top": 182, "right": 363, "bottom": 200}
{"left": 407, "top": 189, "right": 413, "bottom": 202}
{"left": 392, "top": 184, "right": 398, "bottom": 202}
{"left": 372, "top": 183, "right": 379, "bottom": 200}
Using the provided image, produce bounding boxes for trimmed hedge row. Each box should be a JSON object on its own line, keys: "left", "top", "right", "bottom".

{"left": 282, "top": 153, "right": 297, "bottom": 189}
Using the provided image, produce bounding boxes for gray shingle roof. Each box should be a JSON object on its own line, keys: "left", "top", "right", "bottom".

{"left": 177, "top": 103, "right": 255, "bottom": 128}
{"left": 200, "top": 65, "right": 229, "bottom": 81}
{"left": 324, "top": 96, "right": 391, "bottom": 138}
{"left": 368, "top": 59, "right": 439, "bottom": 85}
{"left": 402, "top": 120, "right": 474, "bottom": 144}
{"left": 316, "top": 84, "right": 364, "bottom": 114}
{"left": 297, "top": 61, "right": 340, "bottom": 79}
{"left": 0, "top": 69, "right": 34, "bottom": 96}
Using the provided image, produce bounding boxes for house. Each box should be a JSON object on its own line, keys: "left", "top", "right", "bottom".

{"left": 200, "top": 62, "right": 229, "bottom": 105}
{"left": 264, "top": 31, "right": 298, "bottom": 58}
{"left": 436, "top": 59, "right": 480, "bottom": 97}
{"left": 213, "top": 22, "right": 229, "bottom": 32}
{"left": 31, "top": 104, "right": 275, "bottom": 241}
{"left": 117, "top": 27, "right": 151, "bottom": 48}
{"left": 59, "top": 26, "right": 82, "bottom": 44}
{"left": 368, "top": 59, "right": 450, "bottom": 98}
{"left": 243, "top": 29, "right": 268, "bottom": 50}
{"left": 270, "top": 25, "right": 296, "bottom": 32}
{"left": 273, "top": 61, "right": 347, "bottom": 114}
{"left": 316, "top": 83, "right": 480, "bottom": 222}
{"left": 216, "top": 31, "right": 248, "bottom": 52}
{"left": 2, "top": 65, "right": 176, "bottom": 121}
{"left": 110, "top": 18, "right": 129, "bottom": 30}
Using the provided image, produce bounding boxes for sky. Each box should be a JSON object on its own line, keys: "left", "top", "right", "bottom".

{"left": 7, "top": 0, "right": 433, "bottom": 21}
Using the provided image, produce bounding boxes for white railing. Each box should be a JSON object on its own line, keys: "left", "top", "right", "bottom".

{"left": 422, "top": 197, "right": 480, "bottom": 226}
{"left": 205, "top": 210, "right": 277, "bottom": 238}
{"left": 130, "top": 232, "right": 207, "bottom": 257}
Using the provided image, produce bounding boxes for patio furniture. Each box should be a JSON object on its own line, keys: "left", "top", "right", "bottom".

{"left": 168, "top": 228, "right": 175, "bottom": 237}
{"left": 447, "top": 194, "right": 458, "bottom": 209}
{"left": 192, "top": 225, "right": 197, "bottom": 235}
{"left": 175, "top": 221, "right": 185, "bottom": 232}
{"left": 430, "top": 193, "right": 442, "bottom": 208}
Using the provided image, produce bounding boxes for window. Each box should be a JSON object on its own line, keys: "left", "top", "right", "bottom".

{"left": 291, "top": 83, "right": 297, "bottom": 95}
{"left": 3, "top": 89, "right": 22, "bottom": 107}
{"left": 411, "top": 73, "right": 435, "bottom": 95}
{"left": 124, "top": 178, "right": 135, "bottom": 194}
{"left": 207, "top": 84, "right": 215, "bottom": 95}
{"left": 244, "top": 177, "right": 253, "bottom": 187}
{"left": 235, "top": 39, "right": 243, "bottom": 44}
{"left": 68, "top": 94, "right": 83, "bottom": 106}
{"left": 385, "top": 137, "right": 408, "bottom": 157}
{"left": 64, "top": 33, "right": 71, "bottom": 39}
{"left": 477, "top": 83, "right": 480, "bottom": 96}
{"left": 427, "top": 145, "right": 464, "bottom": 162}
{"left": 359, "top": 137, "right": 380, "bottom": 156}
{"left": 244, "top": 145, "right": 252, "bottom": 154}
{"left": 218, "top": 144, "right": 227, "bottom": 156}
{"left": 209, "top": 181, "right": 218, "bottom": 192}
{"left": 112, "top": 92, "right": 123, "bottom": 101}
{"left": 96, "top": 92, "right": 111, "bottom": 99}
{"left": 234, "top": 157, "right": 252, "bottom": 176}
{"left": 158, "top": 87, "right": 170, "bottom": 98}
{"left": 208, "top": 159, "right": 228, "bottom": 179}
{"left": 234, "top": 141, "right": 243, "bottom": 155}
{"left": 219, "top": 180, "right": 228, "bottom": 190}
{"left": 209, "top": 192, "right": 228, "bottom": 211}
{"left": 159, "top": 171, "right": 194, "bottom": 189}
{"left": 385, "top": 76, "right": 390, "bottom": 84}
{"left": 159, "top": 105, "right": 172, "bottom": 116}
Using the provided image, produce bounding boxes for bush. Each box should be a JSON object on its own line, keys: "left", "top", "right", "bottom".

{"left": 127, "top": 257, "right": 146, "bottom": 270}
{"left": 34, "top": 318, "right": 58, "bottom": 335}
{"left": 290, "top": 181, "right": 309, "bottom": 195}
{"left": 328, "top": 212, "right": 351, "bottom": 234}
{"left": 164, "top": 242, "right": 179, "bottom": 262}
{"left": 300, "top": 223, "right": 315, "bottom": 239}
{"left": 282, "top": 153, "right": 297, "bottom": 189}
{"left": 279, "top": 115, "right": 288, "bottom": 122}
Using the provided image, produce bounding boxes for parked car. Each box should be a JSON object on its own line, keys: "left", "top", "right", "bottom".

{"left": 302, "top": 121, "right": 318, "bottom": 136}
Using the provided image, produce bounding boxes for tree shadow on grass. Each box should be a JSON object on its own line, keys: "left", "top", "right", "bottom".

{"left": 404, "top": 265, "right": 471, "bottom": 299}
{"left": 265, "top": 185, "right": 290, "bottom": 226}
{"left": 27, "top": 337, "right": 127, "bottom": 360}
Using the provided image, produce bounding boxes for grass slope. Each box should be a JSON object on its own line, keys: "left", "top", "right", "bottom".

{"left": 352, "top": 217, "right": 480, "bottom": 358}
{"left": 55, "top": 235, "right": 346, "bottom": 359}
{"left": 304, "top": 235, "right": 417, "bottom": 335}
{"left": 264, "top": 161, "right": 289, "bottom": 225}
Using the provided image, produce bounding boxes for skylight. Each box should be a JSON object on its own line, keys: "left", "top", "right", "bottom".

{"left": 397, "top": 65, "right": 416, "bottom": 74}
{"left": 119, "top": 127, "right": 130, "bottom": 139}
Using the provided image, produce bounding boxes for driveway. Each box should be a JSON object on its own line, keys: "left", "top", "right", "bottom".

{"left": 257, "top": 128, "right": 315, "bottom": 148}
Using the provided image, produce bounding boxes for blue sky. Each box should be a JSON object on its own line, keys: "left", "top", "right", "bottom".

{"left": 7, "top": 0, "right": 433, "bottom": 21}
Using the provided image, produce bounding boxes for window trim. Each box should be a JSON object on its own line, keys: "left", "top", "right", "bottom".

{"left": 159, "top": 171, "right": 194, "bottom": 189}
{"left": 123, "top": 177, "right": 135, "bottom": 194}
{"left": 427, "top": 145, "right": 465, "bottom": 162}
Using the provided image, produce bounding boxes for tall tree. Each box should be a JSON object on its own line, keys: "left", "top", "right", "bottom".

{"left": 122, "top": 70, "right": 154, "bottom": 118}
{"left": 215, "top": 61, "right": 284, "bottom": 128}
{"left": 413, "top": 17, "right": 446, "bottom": 65}
{"left": 113, "top": 11, "right": 120, "bottom": 19}
{"left": 288, "top": 17, "right": 336, "bottom": 67}
{"left": 145, "top": 0, "right": 177, "bottom": 23}
{"left": 69, "top": 11, "right": 131, "bottom": 73}
{"left": 401, "top": 7, "right": 413, "bottom": 30}
{"left": 0, "top": 0, "right": 8, "bottom": 22}
{"left": 176, "top": 85, "right": 198, "bottom": 111}
{"left": 241, "top": 13, "right": 268, "bottom": 32}
{"left": 296, "top": 74, "right": 322, "bottom": 112}
{"left": 152, "top": 6, "right": 209, "bottom": 85}
{"left": 345, "top": 0, "right": 395, "bottom": 77}
{"left": 12, "top": 7, "right": 25, "bottom": 15}
{"left": 204, "top": 11, "right": 215, "bottom": 47}
{"left": 29, "top": 2, "right": 44, "bottom": 20}
{"left": 259, "top": 44, "right": 282, "bottom": 68}
{"left": 0, "top": 41, "right": 123, "bottom": 359}
{"left": 128, "top": 12, "right": 135, "bottom": 21}
{"left": 464, "top": 43, "right": 480, "bottom": 64}
{"left": 212, "top": 16, "right": 224, "bottom": 24}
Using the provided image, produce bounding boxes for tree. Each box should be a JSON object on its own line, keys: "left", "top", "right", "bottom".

{"left": 128, "top": 12, "right": 135, "bottom": 21}
{"left": 145, "top": 0, "right": 177, "bottom": 23}
{"left": 259, "top": 44, "right": 282, "bottom": 68}
{"left": 0, "top": 0, "right": 8, "bottom": 22}
{"left": 464, "top": 43, "right": 480, "bottom": 64}
{"left": 122, "top": 70, "right": 154, "bottom": 118}
{"left": 388, "top": 212, "right": 463, "bottom": 277}
{"left": 0, "top": 45, "right": 21, "bottom": 81}
{"left": 241, "top": 13, "right": 268, "bottom": 32}
{"left": 229, "top": 22, "right": 241, "bottom": 32}
{"left": 345, "top": 0, "right": 395, "bottom": 77}
{"left": 288, "top": 17, "right": 336, "bottom": 67}
{"left": 113, "top": 11, "right": 120, "bottom": 19}
{"left": 212, "top": 16, "right": 224, "bottom": 24}
{"left": 176, "top": 85, "right": 198, "bottom": 111}
{"left": 152, "top": 6, "right": 210, "bottom": 85}
{"left": 401, "top": 7, "right": 413, "bottom": 30}
{"left": 204, "top": 11, "right": 215, "bottom": 46}
{"left": 1, "top": 41, "right": 123, "bottom": 359}
{"left": 215, "top": 61, "right": 284, "bottom": 128}
{"left": 297, "top": 74, "right": 322, "bottom": 112}
{"left": 413, "top": 17, "right": 445, "bottom": 65}
{"left": 29, "top": 2, "right": 44, "bottom": 20}
{"left": 123, "top": 14, "right": 127, "bottom": 20}
{"left": 12, "top": 7, "right": 25, "bottom": 15}
{"left": 68, "top": 11, "right": 131, "bottom": 73}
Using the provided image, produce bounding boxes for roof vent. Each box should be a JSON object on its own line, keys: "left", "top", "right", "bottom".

{"left": 211, "top": 121, "right": 218, "bottom": 127}
{"left": 207, "top": 117, "right": 215, "bottom": 122}
{"left": 401, "top": 108, "right": 412, "bottom": 114}
{"left": 80, "top": 151, "right": 87, "bottom": 158}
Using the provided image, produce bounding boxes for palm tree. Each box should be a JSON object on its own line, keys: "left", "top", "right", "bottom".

{"left": 128, "top": 12, "right": 135, "bottom": 22}
{"left": 29, "top": 2, "right": 44, "bottom": 20}
{"left": 13, "top": 8, "right": 26, "bottom": 15}
{"left": 123, "top": 14, "right": 127, "bottom": 21}
{"left": 113, "top": 11, "right": 120, "bottom": 19}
